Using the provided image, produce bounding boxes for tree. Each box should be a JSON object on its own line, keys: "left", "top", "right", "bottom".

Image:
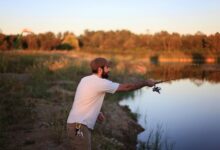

{"left": 169, "top": 33, "right": 182, "bottom": 50}
{"left": 0, "top": 33, "right": 9, "bottom": 50}
{"left": 38, "top": 32, "right": 60, "bottom": 50}
{"left": 208, "top": 32, "right": 220, "bottom": 52}
{"left": 62, "top": 32, "right": 79, "bottom": 50}
{"left": 23, "top": 34, "right": 39, "bottom": 50}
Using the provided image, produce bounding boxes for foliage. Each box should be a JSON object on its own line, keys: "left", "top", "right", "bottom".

{"left": 0, "top": 31, "right": 220, "bottom": 55}
{"left": 62, "top": 32, "right": 79, "bottom": 50}
{"left": 56, "top": 43, "right": 73, "bottom": 50}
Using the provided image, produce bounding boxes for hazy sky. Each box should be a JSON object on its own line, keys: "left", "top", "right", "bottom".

{"left": 0, "top": 0, "right": 219, "bottom": 35}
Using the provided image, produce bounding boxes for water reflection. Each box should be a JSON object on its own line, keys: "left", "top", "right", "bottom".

{"left": 116, "top": 59, "right": 220, "bottom": 84}
{"left": 119, "top": 79, "right": 220, "bottom": 150}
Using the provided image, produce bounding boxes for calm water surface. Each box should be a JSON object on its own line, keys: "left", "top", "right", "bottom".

{"left": 119, "top": 78, "right": 220, "bottom": 150}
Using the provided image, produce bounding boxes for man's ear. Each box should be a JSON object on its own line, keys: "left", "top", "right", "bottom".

{"left": 97, "top": 67, "right": 103, "bottom": 74}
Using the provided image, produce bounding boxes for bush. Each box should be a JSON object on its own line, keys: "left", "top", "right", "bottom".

{"left": 217, "top": 57, "right": 220, "bottom": 64}
{"left": 192, "top": 53, "right": 205, "bottom": 64}
{"left": 56, "top": 43, "right": 73, "bottom": 50}
{"left": 150, "top": 55, "right": 159, "bottom": 65}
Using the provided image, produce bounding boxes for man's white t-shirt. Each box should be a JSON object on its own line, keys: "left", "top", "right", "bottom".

{"left": 67, "top": 74, "right": 119, "bottom": 129}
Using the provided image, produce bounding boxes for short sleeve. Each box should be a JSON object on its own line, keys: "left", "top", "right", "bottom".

{"left": 100, "top": 79, "right": 119, "bottom": 94}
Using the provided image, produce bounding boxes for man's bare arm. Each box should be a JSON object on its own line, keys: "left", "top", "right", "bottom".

{"left": 116, "top": 80, "right": 158, "bottom": 92}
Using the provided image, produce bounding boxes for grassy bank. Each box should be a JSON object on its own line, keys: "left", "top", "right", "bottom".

{"left": 0, "top": 51, "right": 145, "bottom": 150}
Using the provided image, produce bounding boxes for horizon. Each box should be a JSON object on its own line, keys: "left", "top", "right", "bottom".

{"left": 0, "top": 0, "right": 220, "bottom": 36}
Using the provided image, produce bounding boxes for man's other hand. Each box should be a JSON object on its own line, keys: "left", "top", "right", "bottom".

{"left": 97, "top": 112, "right": 105, "bottom": 122}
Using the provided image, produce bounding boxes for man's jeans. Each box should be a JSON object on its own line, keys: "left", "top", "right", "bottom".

{"left": 67, "top": 123, "right": 91, "bottom": 150}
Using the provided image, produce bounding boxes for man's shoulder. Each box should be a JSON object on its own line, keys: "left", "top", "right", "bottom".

{"left": 82, "top": 74, "right": 113, "bottom": 83}
{"left": 81, "top": 74, "right": 92, "bottom": 79}
{"left": 81, "top": 74, "right": 98, "bottom": 82}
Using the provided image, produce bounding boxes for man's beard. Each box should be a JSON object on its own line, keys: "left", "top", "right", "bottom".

{"left": 101, "top": 72, "right": 109, "bottom": 79}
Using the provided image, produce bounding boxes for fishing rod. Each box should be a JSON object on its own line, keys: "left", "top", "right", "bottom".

{"left": 152, "top": 79, "right": 177, "bottom": 94}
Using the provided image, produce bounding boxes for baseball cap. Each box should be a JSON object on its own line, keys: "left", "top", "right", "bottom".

{"left": 90, "top": 57, "right": 111, "bottom": 73}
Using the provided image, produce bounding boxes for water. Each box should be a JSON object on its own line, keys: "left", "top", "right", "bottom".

{"left": 119, "top": 74, "right": 220, "bottom": 150}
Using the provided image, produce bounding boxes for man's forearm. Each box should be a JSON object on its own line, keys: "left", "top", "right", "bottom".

{"left": 117, "top": 80, "right": 155, "bottom": 92}
{"left": 124, "top": 82, "right": 146, "bottom": 91}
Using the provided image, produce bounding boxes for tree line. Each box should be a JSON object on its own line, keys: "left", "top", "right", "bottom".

{"left": 0, "top": 30, "right": 219, "bottom": 53}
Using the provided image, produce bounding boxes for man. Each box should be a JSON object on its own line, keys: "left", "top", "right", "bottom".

{"left": 67, "top": 57, "right": 158, "bottom": 150}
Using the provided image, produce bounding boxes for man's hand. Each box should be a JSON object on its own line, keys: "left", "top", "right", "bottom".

{"left": 146, "top": 79, "right": 159, "bottom": 87}
{"left": 117, "top": 79, "right": 161, "bottom": 92}
{"left": 97, "top": 112, "right": 105, "bottom": 122}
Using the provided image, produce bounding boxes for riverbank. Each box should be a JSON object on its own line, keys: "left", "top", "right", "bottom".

{"left": 0, "top": 51, "right": 145, "bottom": 150}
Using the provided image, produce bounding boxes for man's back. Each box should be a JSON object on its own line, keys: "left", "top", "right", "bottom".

{"left": 67, "top": 74, "right": 119, "bottom": 129}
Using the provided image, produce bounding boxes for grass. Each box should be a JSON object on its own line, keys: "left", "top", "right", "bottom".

{"left": 0, "top": 78, "right": 36, "bottom": 150}
{"left": 0, "top": 51, "right": 56, "bottom": 73}
{"left": 0, "top": 51, "right": 147, "bottom": 149}
{"left": 0, "top": 52, "right": 83, "bottom": 149}
{"left": 138, "top": 125, "right": 175, "bottom": 150}
{"left": 49, "top": 108, "right": 69, "bottom": 144}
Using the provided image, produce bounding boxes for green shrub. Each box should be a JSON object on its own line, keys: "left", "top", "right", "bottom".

{"left": 56, "top": 43, "right": 73, "bottom": 50}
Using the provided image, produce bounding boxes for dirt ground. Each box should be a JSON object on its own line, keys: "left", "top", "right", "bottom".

{"left": 1, "top": 74, "right": 144, "bottom": 150}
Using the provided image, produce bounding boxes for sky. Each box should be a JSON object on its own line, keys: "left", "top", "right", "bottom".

{"left": 0, "top": 0, "right": 219, "bottom": 35}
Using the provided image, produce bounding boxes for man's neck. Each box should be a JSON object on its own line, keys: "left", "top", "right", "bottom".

{"left": 93, "top": 73, "right": 102, "bottom": 78}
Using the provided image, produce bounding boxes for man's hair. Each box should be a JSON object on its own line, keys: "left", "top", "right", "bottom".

{"left": 90, "top": 57, "right": 110, "bottom": 73}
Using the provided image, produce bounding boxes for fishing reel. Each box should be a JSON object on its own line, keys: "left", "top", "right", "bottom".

{"left": 152, "top": 85, "right": 161, "bottom": 94}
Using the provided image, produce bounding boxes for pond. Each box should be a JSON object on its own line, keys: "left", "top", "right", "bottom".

{"left": 119, "top": 64, "right": 220, "bottom": 150}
